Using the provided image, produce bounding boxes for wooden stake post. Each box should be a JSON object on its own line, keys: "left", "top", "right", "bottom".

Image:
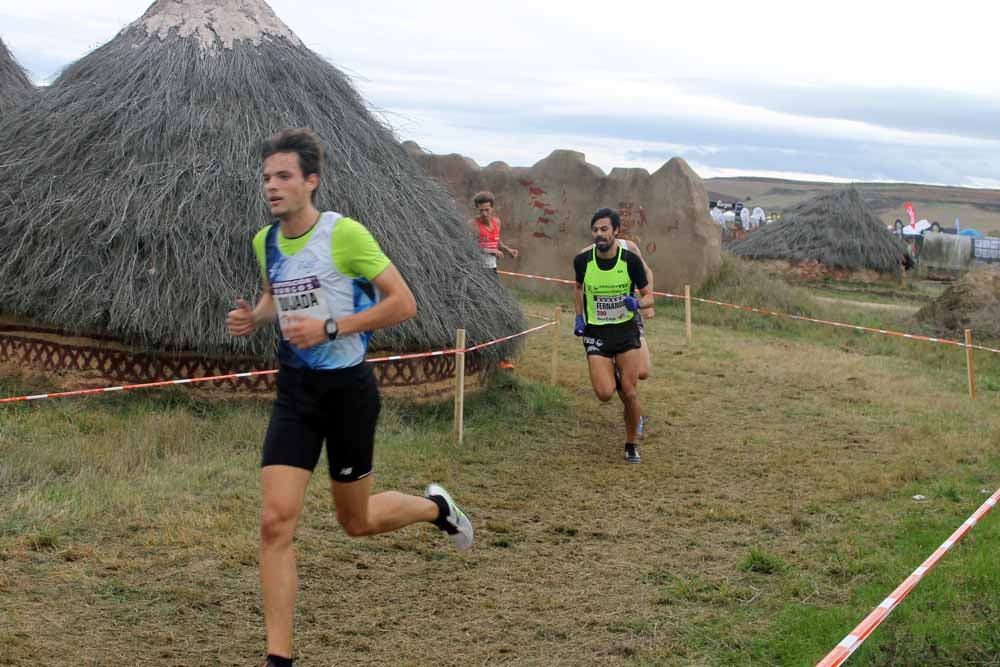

{"left": 965, "top": 328, "right": 976, "bottom": 400}
{"left": 550, "top": 307, "right": 561, "bottom": 385}
{"left": 454, "top": 328, "right": 466, "bottom": 443}
{"left": 684, "top": 285, "right": 693, "bottom": 344}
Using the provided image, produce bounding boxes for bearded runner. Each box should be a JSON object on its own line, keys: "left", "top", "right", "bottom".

{"left": 573, "top": 207, "right": 653, "bottom": 464}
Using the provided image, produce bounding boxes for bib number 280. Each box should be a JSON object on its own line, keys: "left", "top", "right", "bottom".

{"left": 594, "top": 295, "right": 626, "bottom": 322}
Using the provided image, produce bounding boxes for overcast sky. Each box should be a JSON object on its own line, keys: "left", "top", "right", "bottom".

{"left": 3, "top": 1, "right": 998, "bottom": 187}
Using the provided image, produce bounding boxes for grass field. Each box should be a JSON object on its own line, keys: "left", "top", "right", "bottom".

{"left": 3, "top": 275, "right": 1000, "bottom": 666}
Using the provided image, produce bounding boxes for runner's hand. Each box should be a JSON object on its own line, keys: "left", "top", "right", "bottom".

{"left": 641, "top": 307, "right": 655, "bottom": 320}
{"left": 508, "top": 248, "right": 519, "bottom": 258}
{"left": 574, "top": 315, "right": 586, "bottom": 336}
{"left": 623, "top": 295, "right": 640, "bottom": 312}
{"left": 283, "top": 314, "right": 327, "bottom": 348}
{"left": 227, "top": 299, "right": 256, "bottom": 336}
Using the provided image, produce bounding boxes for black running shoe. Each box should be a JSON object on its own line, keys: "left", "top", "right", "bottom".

{"left": 624, "top": 443, "right": 641, "bottom": 464}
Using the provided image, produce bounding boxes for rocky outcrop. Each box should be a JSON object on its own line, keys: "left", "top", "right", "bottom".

{"left": 405, "top": 143, "right": 721, "bottom": 293}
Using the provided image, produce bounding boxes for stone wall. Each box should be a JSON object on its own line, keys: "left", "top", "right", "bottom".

{"left": 404, "top": 143, "right": 722, "bottom": 294}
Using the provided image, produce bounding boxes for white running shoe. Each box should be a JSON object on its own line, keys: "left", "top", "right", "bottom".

{"left": 426, "top": 483, "right": 474, "bottom": 550}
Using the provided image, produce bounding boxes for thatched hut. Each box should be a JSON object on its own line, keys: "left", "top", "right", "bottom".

{"left": 727, "top": 187, "right": 910, "bottom": 281}
{"left": 0, "top": 0, "right": 522, "bottom": 382}
{"left": 0, "top": 37, "right": 34, "bottom": 113}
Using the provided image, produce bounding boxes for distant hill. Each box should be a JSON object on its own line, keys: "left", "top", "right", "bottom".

{"left": 704, "top": 177, "right": 1000, "bottom": 234}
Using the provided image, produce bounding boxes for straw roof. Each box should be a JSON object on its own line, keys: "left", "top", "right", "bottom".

{"left": 727, "top": 186, "right": 909, "bottom": 275}
{"left": 0, "top": 37, "right": 34, "bottom": 113}
{"left": 0, "top": 0, "right": 522, "bottom": 361}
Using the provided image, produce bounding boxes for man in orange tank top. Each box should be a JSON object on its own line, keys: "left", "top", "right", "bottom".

{"left": 466, "top": 191, "right": 519, "bottom": 369}
{"left": 466, "top": 191, "right": 518, "bottom": 272}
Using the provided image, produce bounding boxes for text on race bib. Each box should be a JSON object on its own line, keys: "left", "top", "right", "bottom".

{"left": 272, "top": 276, "right": 330, "bottom": 339}
{"left": 594, "top": 295, "right": 626, "bottom": 322}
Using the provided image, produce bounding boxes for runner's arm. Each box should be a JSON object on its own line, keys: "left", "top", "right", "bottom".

{"left": 626, "top": 252, "right": 654, "bottom": 309}
{"left": 636, "top": 284, "right": 654, "bottom": 309}
{"left": 252, "top": 284, "right": 278, "bottom": 326}
{"left": 227, "top": 281, "right": 277, "bottom": 336}
{"left": 573, "top": 252, "right": 587, "bottom": 316}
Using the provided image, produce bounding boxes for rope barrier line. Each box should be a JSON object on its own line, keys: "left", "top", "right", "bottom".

{"left": 463, "top": 320, "right": 557, "bottom": 353}
{"left": 0, "top": 320, "right": 556, "bottom": 405}
{"left": 0, "top": 370, "right": 279, "bottom": 404}
{"left": 690, "top": 296, "right": 1000, "bottom": 354}
{"left": 496, "top": 270, "right": 1000, "bottom": 354}
{"left": 817, "top": 487, "right": 1000, "bottom": 667}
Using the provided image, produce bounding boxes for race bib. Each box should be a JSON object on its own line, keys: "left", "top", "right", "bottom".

{"left": 594, "top": 295, "right": 626, "bottom": 322}
{"left": 272, "top": 276, "right": 330, "bottom": 339}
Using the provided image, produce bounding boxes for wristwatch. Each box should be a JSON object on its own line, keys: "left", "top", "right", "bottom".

{"left": 324, "top": 318, "right": 339, "bottom": 341}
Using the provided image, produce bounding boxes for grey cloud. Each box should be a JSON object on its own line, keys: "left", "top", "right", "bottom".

{"left": 406, "top": 107, "right": 1000, "bottom": 186}
{"left": 678, "top": 78, "right": 1000, "bottom": 141}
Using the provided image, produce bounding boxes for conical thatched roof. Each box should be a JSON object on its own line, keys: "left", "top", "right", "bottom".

{"left": 0, "top": 37, "right": 34, "bottom": 113}
{"left": 727, "top": 186, "right": 909, "bottom": 275}
{"left": 0, "top": 0, "right": 522, "bottom": 361}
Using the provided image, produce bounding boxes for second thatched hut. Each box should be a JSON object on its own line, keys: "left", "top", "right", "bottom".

{"left": 727, "top": 186, "right": 910, "bottom": 281}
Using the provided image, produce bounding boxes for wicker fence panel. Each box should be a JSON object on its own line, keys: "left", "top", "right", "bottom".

{"left": 0, "top": 329, "right": 480, "bottom": 392}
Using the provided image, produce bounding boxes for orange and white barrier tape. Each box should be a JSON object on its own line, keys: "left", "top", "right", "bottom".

{"left": 817, "top": 487, "right": 1000, "bottom": 666}
{"left": 0, "top": 320, "right": 556, "bottom": 405}
{"left": 497, "top": 270, "right": 1000, "bottom": 354}
{"left": 463, "top": 320, "right": 556, "bottom": 353}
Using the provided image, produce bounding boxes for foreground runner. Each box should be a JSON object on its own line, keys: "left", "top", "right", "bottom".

{"left": 227, "top": 128, "right": 473, "bottom": 667}
{"left": 573, "top": 208, "right": 653, "bottom": 463}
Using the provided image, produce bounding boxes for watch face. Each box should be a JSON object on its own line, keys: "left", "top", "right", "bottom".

{"left": 325, "top": 320, "right": 336, "bottom": 336}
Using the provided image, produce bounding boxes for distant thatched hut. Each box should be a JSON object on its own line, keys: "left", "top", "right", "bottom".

{"left": 0, "top": 37, "right": 34, "bottom": 113}
{"left": 727, "top": 187, "right": 910, "bottom": 281}
{"left": 0, "top": 0, "right": 522, "bottom": 386}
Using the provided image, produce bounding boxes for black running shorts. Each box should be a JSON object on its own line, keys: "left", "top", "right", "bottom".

{"left": 581, "top": 319, "right": 641, "bottom": 358}
{"left": 634, "top": 309, "right": 645, "bottom": 337}
{"left": 261, "top": 363, "right": 380, "bottom": 483}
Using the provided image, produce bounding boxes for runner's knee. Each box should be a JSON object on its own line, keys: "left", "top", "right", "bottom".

{"left": 619, "top": 383, "right": 639, "bottom": 402}
{"left": 594, "top": 385, "right": 615, "bottom": 402}
{"left": 260, "top": 503, "right": 298, "bottom": 546}
{"left": 337, "top": 510, "right": 374, "bottom": 537}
